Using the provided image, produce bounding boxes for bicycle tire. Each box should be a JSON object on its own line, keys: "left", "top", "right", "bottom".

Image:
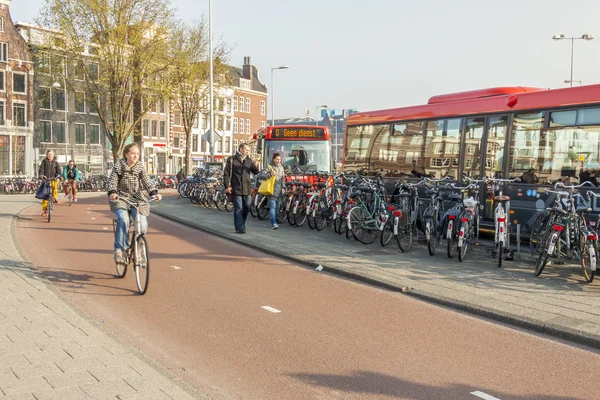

{"left": 307, "top": 204, "right": 316, "bottom": 229}
{"left": 580, "top": 235, "right": 595, "bottom": 283}
{"left": 134, "top": 235, "right": 150, "bottom": 295}
{"left": 215, "top": 192, "right": 225, "bottom": 211}
{"left": 314, "top": 210, "right": 327, "bottom": 231}
{"left": 250, "top": 193, "right": 259, "bottom": 217}
{"left": 47, "top": 200, "right": 52, "bottom": 223}
{"left": 276, "top": 199, "right": 287, "bottom": 224}
{"left": 380, "top": 218, "right": 394, "bottom": 247}
{"left": 257, "top": 198, "right": 269, "bottom": 220}
{"left": 496, "top": 241, "right": 503, "bottom": 268}
{"left": 426, "top": 219, "right": 436, "bottom": 256}
{"left": 458, "top": 221, "right": 469, "bottom": 262}
{"left": 225, "top": 197, "right": 233, "bottom": 212}
{"left": 535, "top": 233, "right": 552, "bottom": 276}
{"left": 396, "top": 222, "right": 413, "bottom": 252}
{"left": 349, "top": 207, "right": 376, "bottom": 245}
{"left": 295, "top": 197, "right": 309, "bottom": 227}
{"left": 529, "top": 212, "right": 549, "bottom": 256}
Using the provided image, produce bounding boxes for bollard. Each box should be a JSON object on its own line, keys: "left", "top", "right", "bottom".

{"left": 516, "top": 224, "right": 521, "bottom": 252}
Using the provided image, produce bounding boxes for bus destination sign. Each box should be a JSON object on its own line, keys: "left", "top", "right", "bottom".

{"left": 272, "top": 127, "right": 326, "bottom": 139}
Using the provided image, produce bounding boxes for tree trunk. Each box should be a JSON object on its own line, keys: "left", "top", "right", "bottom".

{"left": 184, "top": 127, "right": 192, "bottom": 176}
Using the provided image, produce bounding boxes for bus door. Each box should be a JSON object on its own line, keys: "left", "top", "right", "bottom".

{"left": 481, "top": 115, "right": 510, "bottom": 223}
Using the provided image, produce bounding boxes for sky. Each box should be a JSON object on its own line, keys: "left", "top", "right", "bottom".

{"left": 9, "top": 0, "right": 600, "bottom": 119}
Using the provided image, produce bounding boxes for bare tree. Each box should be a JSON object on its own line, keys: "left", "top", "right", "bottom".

{"left": 38, "top": 0, "right": 176, "bottom": 162}
{"left": 169, "top": 18, "right": 231, "bottom": 175}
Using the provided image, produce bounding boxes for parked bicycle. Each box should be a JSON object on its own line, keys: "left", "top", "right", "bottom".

{"left": 486, "top": 177, "right": 518, "bottom": 267}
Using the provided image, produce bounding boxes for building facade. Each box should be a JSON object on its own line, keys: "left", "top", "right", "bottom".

{"left": 138, "top": 96, "right": 170, "bottom": 175}
{"left": 230, "top": 57, "right": 267, "bottom": 151}
{"left": 0, "top": 0, "right": 35, "bottom": 176}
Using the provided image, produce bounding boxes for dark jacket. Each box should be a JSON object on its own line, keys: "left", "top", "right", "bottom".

{"left": 224, "top": 153, "right": 259, "bottom": 196}
{"left": 38, "top": 158, "right": 61, "bottom": 179}
{"left": 176, "top": 169, "right": 186, "bottom": 182}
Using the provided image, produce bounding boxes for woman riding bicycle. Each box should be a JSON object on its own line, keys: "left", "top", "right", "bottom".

{"left": 108, "top": 143, "right": 162, "bottom": 265}
{"left": 62, "top": 160, "right": 82, "bottom": 202}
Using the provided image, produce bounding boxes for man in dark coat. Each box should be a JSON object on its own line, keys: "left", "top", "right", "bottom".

{"left": 38, "top": 150, "right": 61, "bottom": 216}
{"left": 224, "top": 143, "right": 260, "bottom": 233}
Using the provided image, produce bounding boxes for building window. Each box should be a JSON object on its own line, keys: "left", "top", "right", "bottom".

{"left": 160, "top": 99, "right": 165, "bottom": 114}
{"left": 38, "top": 52, "right": 51, "bottom": 74}
{"left": 160, "top": 121, "right": 166, "bottom": 138}
{"left": 174, "top": 114, "right": 181, "bottom": 126}
{"left": 89, "top": 124, "right": 100, "bottom": 144}
{"left": 0, "top": 101, "right": 4, "bottom": 125}
{"left": 193, "top": 115, "right": 199, "bottom": 129}
{"left": 233, "top": 96, "right": 238, "bottom": 112}
{"left": 12, "top": 73, "right": 26, "bottom": 93}
{"left": 0, "top": 71, "right": 4, "bottom": 91}
{"left": 246, "top": 120, "right": 250, "bottom": 135}
{"left": 239, "top": 96, "right": 244, "bottom": 113}
{"left": 151, "top": 120, "right": 157, "bottom": 137}
{"left": 0, "top": 43, "right": 7, "bottom": 62}
{"left": 40, "top": 120, "right": 52, "bottom": 142}
{"left": 239, "top": 118, "right": 244, "bottom": 134}
{"left": 88, "top": 93, "right": 99, "bottom": 114}
{"left": 192, "top": 134, "right": 198, "bottom": 152}
{"left": 55, "top": 122, "right": 66, "bottom": 143}
{"left": 39, "top": 87, "right": 51, "bottom": 110}
{"left": 202, "top": 114, "right": 208, "bottom": 130}
{"left": 225, "top": 137, "right": 230, "bottom": 154}
{"left": 75, "top": 92, "right": 85, "bottom": 113}
{"left": 246, "top": 98, "right": 250, "bottom": 113}
{"left": 143, "top": 120, "right": 149, "bottom": 137}
{"left": 261, "top": 121, "right": 265, "bottom": 129}
{"left": 75, "top": 123, "right": 86, "bottom": 144}
{"left": 226, "top": 118, "right": 231, "bottom": 131}
{"left": 234, "top": 139, "right": 238, "bottom": 150}
{"left": 217, "top": 115, "right": 223, "bottom": 130}
{"left": 233, "top": 117, "right": 238, "bottom": 133}
{"left": 174, "top": 134, "right": 180, "bottom": 148}
{"left": 55, "top": 89, "right": 66, "bottom": 111}
{"left": 88, "top": 62, "right": 99, "bottom": 80}
{"left": 260, "top": 100, "right": 265, "bottom": 116}
{"left": 0, "top": 17, "right": 4, "bottom": 33}
{"left": 226, "top": 99, "right": 232, "bottom": 113}
{"left": 13, "top": 103, "right": 26, "bottom": 127}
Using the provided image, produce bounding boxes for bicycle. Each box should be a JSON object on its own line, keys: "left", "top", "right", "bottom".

{"left": 486, "top": 178, "right": 518, "bottom": 267}
{"left": 65, "top": 181, "right": 74, "bottom": 206}
{"left": 41, "top": 175, "right": 61, "bottom": 223}
{"left": 112, "top": 195, "right": 158, "bottom": 294}
{"left": 422, "top": 177, "right": 453, "bottom": 255}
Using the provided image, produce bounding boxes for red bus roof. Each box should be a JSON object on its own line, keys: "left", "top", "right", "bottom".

{"left": 347, "top": 84, "right": 600, "bottom": 126}
{"left": 262, "top": 125, "right": 330, "bottom": 140}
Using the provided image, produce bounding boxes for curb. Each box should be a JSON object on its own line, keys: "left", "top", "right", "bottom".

{"left": 152, "top": 206, "right": 600, "bottom": 350}
{"left": 10, "top": 202, "right": 206, "bottom": 400}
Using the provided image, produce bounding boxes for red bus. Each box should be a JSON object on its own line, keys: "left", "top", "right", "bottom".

{"left": 343, "top": 85, "right": 600, "bottom": 232}
{"left": 251, "top": 125, "right": 332, "bottom": 171}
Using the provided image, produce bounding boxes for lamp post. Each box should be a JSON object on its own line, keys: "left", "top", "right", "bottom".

{"left": 270, "top": 65, "right": 289, "bottom": 126}
{"left": 208, "top": 0, "right": 215, "bottom": 163}
{"left": 52, "top": 74, "right": 68, "bottom": 164}
{"left": 315, "top": 104, "right": 328, "bottom": 126}
{"left": 552, "top": 33, "right": 594, "bottom": 87}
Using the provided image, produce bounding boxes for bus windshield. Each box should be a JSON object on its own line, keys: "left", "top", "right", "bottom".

{"left": 265, "top": 140, "right": 331, "bottom": 172}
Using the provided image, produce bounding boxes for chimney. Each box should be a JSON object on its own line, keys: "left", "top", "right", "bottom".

{"left": 242, "top": 56, "right": 252, "bottom": 80}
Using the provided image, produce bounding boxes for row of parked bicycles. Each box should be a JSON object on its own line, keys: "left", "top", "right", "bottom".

{"left": 177, "top": 169, "right": 233, "bottom": 212}
{"left": 0, "top": 176, "right": 109, "bottom": 195}
{"left": 242, "top": 169, "right": 600, "bottom": 283}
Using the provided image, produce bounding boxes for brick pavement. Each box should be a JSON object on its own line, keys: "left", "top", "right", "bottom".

{"left": 153, "top": 194, "right": 600, "bottom": 349}
{"left": 0, "top": 194, "right": 203, "bottom": 400}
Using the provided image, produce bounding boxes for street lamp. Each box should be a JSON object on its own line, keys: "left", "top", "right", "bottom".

{"left": 315, "top": 104, "right": 328, "bottom": 126}
{"left": 208, "top": 0, "right": 215, "bottom": 164}
{"left": 270, "top": 65, "right": 289, "bottom": 126}
{"left": 552, "top": 33, "right": 594, "bottom": 87}
{"left": 52, "top": 74, "right": 68, "bottom": 164}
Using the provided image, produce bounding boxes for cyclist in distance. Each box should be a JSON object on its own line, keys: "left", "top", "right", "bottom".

{"left": 62, "top": 160, "right": 82, "bottom": 202}
{"left": 107, "top": 143, "right": 162, "bottom": 265}
{"left": 38, "top": 149, "right": 61, "bottom": 217}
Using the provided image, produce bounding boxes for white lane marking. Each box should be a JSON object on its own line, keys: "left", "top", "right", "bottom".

{"left": 471, "top": 391, "right": 501, "bottom": 400}
{"left": 91, "top": 218, "right": 96, "bottom": 220}
{"left": 170, "top": 265, "right": 181, "bottom": 270}
{"left": 102, "top": 227, "right": 108, "bottom": 230}
{"left": 87, "top": 211, "right": 91, "bottom": 213}
{"left": 261, "top": 306, "right": 281, "bottom": 313}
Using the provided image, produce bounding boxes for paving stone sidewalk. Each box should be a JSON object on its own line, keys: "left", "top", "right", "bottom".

{"left": 0, "top": 194, "right": 202, "bottom": 400}
{"left": 153, "top": 195, "right": 600, "bottom": 349}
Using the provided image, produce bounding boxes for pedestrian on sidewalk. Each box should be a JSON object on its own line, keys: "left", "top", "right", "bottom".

{"left": 107, "top": 143, "right": 162, "bottom": 265}
{"left": 38, "top": 150, "right": 61, "bottom": 217}
{"left": 62, "top": 160, "right": 82, "bottom": 202}
{"left": 224, "top": 143, "right": 260, "bottom": 234}
{"left": 176, "top": 167, "right": 186, "bottom": 184}
{"left": 258, "top": 153, "right": 285, "bottom": 229}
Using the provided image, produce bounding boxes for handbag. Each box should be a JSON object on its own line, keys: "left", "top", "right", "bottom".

{"left": 35, "top": 181, "right": 51, "bottom": 200}
{"left": 258, "top": 166, "right": 275, "bottom": 196}
{"left": 226, "top": 157, "right": 233, "bottom": 202}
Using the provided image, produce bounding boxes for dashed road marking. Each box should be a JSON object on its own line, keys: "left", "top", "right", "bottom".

{"left": 261, "top": 306, "right": 281, "bottom": 313}
{"left": 471, "top": 391, "right": 501, "bottom": 400}
{"left": 102, "top": 227, "right": 108, "bottom": 230}
{"left": 170, "top": 265, "right": 181, "bottom": 270}
{"left": 91, "top": 218, "right": 96, "bottom": 220}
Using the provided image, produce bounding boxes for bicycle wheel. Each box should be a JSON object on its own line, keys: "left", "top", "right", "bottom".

{"left": 215, "top": 191, "right": 225, "bottom": 211}
{"left": 426, "top": 219, "right": 436, "bottom": 256}
{"left": 134, "top": 235, "right": 150, "bottom": 295}
{"left": 295, "top": 197, "right": 309, "bottom": 227}
{"left": 380, "top": 218, "right": 394, "bottom": 247}
{"left": 257, "top": 198, "right": 269, "bottom": 220}
{"left": 396, "top": 221, "right": 413, "bottom": 252}
{"left": 458, "top": 222, "right": 469, "bottom": 262}
{"left": 580, "top": 235, "right": 595, "bottom": 283}
{"left": 314, "top": 210, "right": 328, "bottom": 231}
{"left": 496, "top": 241, "right": 503, "bottom": 268}
{"left": 225, "top": 197, "right": 233, "bottom": 212}
{"left": 276, "top": 198, "right": 287, "bottom": 224}
{"left": 349, "top": 207, "right": 376, "bottom": 245}
{"left": 307, "top": 203, "right": 316, "bottom": 230}
{"left": 250, "top": 193, "right": 259, "bottom": 218}
{"left": 529, "top": 212, "right": 549, "bottom": 256}
{"left": 47, "top": 199, "right": 52, "bottom": 223}
{"left": 534, "top": 233, "right": 552, "bottom": 276}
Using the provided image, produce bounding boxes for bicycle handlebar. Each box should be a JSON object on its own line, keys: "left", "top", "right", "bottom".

{"left": 554, "top": 181, "right": 596, "bottom": 190}
{"left": 116, "top": 194, "right": 159, "bottom": 207}
{"left": 485, "top": 178, "right": 518, "bottom": 183}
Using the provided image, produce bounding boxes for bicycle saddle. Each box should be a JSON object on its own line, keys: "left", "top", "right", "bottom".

{"left": 495, "top": 195, "right": 510, "bottom": 201}
{"left": 358, "top": 185, "right": 374, "bottom": 192}
{"left": 448, "top": 193, "right": 462, "bottom": 201}
{"left": 550, "top": 207, "right": 568, "bottom": 215}
{"left": 425, "top": 188, "right": 438, "bottom": 195}
{"left": 576, "top": 207, "right": 592, "bottom": 214}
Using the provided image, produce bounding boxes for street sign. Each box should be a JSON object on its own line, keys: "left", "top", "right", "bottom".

{"left": 204, "top": 129, "right": 222, "bottom": 145}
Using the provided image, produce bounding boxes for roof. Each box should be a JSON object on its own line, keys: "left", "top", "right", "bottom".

{"left": 228, "top": 66, "right": 267, "bottom": 93}
{"left": 347, "top": 85, "right": 600, "bottom": 126}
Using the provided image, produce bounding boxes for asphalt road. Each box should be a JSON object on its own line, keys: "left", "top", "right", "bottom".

{"left": 16, "top": 194, "right": 600, "bottom": 400}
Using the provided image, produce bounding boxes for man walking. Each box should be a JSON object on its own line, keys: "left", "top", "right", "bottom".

{"left": 224, "top": 143, "right": 260, "bottom": 233}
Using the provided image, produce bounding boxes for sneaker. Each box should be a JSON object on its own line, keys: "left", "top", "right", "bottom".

{"left": 41, "top": 212, "right": 47, "bottom": 217}
{"left": 53, "top": 198, "right": 59, "bottom": 204}
{"left": 272, "top": 224, "right": 279, "bottom": 229}
{"left": 64, "top": 194, "right": 68, "bottom": 198}
{"left": 114, "top": 249, "right": 126, "bottom": 264}
{"left": 73, "top": 197, "right": 77, "bottom": 203}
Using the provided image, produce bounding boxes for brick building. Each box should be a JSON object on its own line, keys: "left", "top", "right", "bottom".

{"left": 0, "top": 0, "right": 35, "bottom": 176}
{"left": 229, "top": 57, "right": 267, "bottom": 151}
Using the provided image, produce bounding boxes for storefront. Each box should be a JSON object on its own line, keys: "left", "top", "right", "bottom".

{"left": 0, "top": 134, "right": 33, "bottom": 176}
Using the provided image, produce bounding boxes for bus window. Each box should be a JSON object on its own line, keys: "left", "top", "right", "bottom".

{"left": 369, "top": 125, "right": 396, "bottom": 172}
{"left": 389, "top": 122, "right": 425, "bottom": 175}
{"left": 508, "top": 112, "right": 546, "bottom": 182}
{"left": 344, "top": 125, "right": 379, "bottom": 171}
{"left": 423, "top": 118, "right": 461, "bottom": 179}
{"left": 464, "top": 117, "right": 485, "bottom": 177}
{"left": 485, "top": 115, "right": 508, "bottom": 178}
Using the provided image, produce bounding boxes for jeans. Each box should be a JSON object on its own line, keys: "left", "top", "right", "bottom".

{"left": 114, "top": 208, "right": 147, "bottom": 250}
{"left": 233, "top": 195, "right": 251, "bottom": 232}
{"left": 268, "top": 198, "right": 279, "bottom": 225}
